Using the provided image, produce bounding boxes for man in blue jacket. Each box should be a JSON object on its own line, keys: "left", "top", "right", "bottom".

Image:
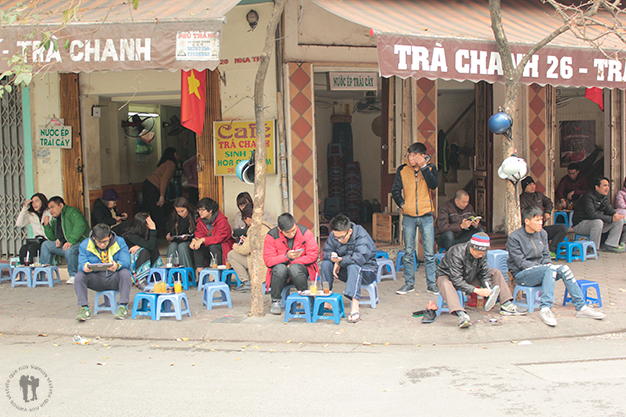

{"left": 320, "top": 214, "right": 378, "bottom": 323}
{"left": 74, "top": 223, "right": 132, "bottom": 321}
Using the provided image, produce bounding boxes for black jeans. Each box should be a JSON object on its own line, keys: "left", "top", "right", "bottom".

{"left": 193, "top": 244, "right": 223, "bottom": 268}
{"left": 19, "top": 241, "right": 43, "bottom": 264}
{"left": 436, "top": 227, "right": 484, "bottom": 251}
{"left": 269, "top": 263, "right": 309, "bottom": 301}
{"left": 141, "top": 180, "right": 168, "bottom": 238}
{"left": 545, "top": 224, "right": 569, "bottom": 252}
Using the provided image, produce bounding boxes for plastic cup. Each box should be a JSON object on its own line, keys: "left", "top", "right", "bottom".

{"left": 309, "top": 283, "right": 317, "bottom": 294}
{"left": 173, "top": 256, "right": 179, "bottom": 267}
{"left": 211, "top": 263, "right": 218, "bottom": 269}
{"left": 174, "top": 282, "right": 182, "bottom": 293}
{"left": 322, "top": 282, "right": 330, "bottom": 294}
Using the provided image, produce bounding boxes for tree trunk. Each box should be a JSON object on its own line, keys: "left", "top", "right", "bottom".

{"left": 249, "top": 0, "right": 287, "bottom": 317}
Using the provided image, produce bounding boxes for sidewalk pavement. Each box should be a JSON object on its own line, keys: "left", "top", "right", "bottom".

{"left": 1, "top": 253, "right": 625, "bottom": 346}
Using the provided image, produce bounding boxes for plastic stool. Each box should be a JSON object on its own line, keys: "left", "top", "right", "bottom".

{"left": 376, "top": 258, "right": 396, "bottom": 282}
{"left": 513, "top": 285, "right": 543, "bottom": 313}
{"left": 221, "top": 269, "right": 242, "bottom": 288}
{"left": 32, "top": 266, "right": 61, "bottom": 287}
{"left": 147, "top": 268, "right": 168, "bottom": 285}
{"left": 554, "top": 211, "right": 573, "bottom": 228}
{"left": 579, "top": 241, "right": 598, "bottom": 261}
{"left": 284, "top": 293, "right": 313, "bottom": 323}
{"left": 555, "top": 241, "right": 584, "bottom": 262}
{"left": 360, "top": 281, "right": 379, "bottom": 308}
{"left": 311, "top": 293, "right": 345, "bottom": 324}
{"left": 203, "top": 282, "right": 232, "bottom": 310}
{"left": 487, "top": 250, "right": 509, "bottom": 281}
{"left": 94, "top": 290, "right": 120, "bottom": 314}
{"left": 281, "top": 284, "right": 296, "bottom": 308}
{"left": 11, "top": 266, "right": 33, "bottom": 288}
{"left": 156, "top": 293, "right": 191, "bottom": 320}
{"left": 436, "top": 290, "right": 466, "bottom": 316}
{"left": 0, "top": 264, "right": 11, "bottom": 283}
{"left": 375, "top": 250, "right": 389, "bottom": 259}
{"left": 433, "top": 253, "right": 445, "bottom": 265}
{"left": 131, "top": 293, "right": 159, "bottom": 320}
{"left": 563, "top": 279, "right": 602, "bottom": 307}
{"left": 396, "top": 250, "right": 419, "bottom": 271}
{"left": 167, "top": 267, "right": 195, "bottom": 290}
{"left": 197, "top": 269, "right": 220, "bottom": 291}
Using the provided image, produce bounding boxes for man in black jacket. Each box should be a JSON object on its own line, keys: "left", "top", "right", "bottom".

{"left": 572, "top": 176, "right": 624, "bottom": 252}
{"left": 435, "top": 189, "right": 483, "bottom": 251}
{"left": 92, "top": 188, "right": 129, "bottom": 235}
{"left": 436, "top": 232, "right": 526, "bottom": 328}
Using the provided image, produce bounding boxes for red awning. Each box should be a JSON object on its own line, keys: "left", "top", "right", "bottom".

{"left": 0, "top": 0, "right": 242, "bottom": 73}
{"left": 312, "top": 0, "right": 626, "bottom": 88}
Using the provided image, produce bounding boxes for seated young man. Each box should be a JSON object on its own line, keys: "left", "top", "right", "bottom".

{"left": 74, "top": 223, "right": 133, "bottom": 321}
{"left": 436, "top": 232, "right": 527, "bottom": 328}
{"left": 263, "top": 213, "right": 319, "bottom": 315}
{"left": 320, "top": 214, "right": 378, "bottom": 323}
{"left": 507, "top": 207, "right": 606, "bottom": 327}
{"left": 435, "top": 190, "right": 484, "bottom": 251}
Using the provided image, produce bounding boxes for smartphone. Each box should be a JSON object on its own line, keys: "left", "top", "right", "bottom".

{"left": 293, "top": 248, "right": 303, "bottom": 253}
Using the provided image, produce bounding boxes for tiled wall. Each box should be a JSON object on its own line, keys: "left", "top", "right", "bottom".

{"left": 528, "top": 84, "right": 548, "bottom": 195}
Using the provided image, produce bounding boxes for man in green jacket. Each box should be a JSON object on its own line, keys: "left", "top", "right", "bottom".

{"left": 41, "top": 196, "right": 89, "bottom": 284}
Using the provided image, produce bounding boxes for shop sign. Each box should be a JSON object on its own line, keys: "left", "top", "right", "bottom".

{"left": 39, "top": 120, "right": 72, "bottom": 149}
{"left": 329, "top": 72, "right": 378, "bottom": 91}
{"left": 213, "top": 120, "right": 275, "bottom": 176}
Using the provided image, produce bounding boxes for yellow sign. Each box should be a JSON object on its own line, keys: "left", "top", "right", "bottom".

{"left": 213, "top": 120, "right": 275, "bottom": 176}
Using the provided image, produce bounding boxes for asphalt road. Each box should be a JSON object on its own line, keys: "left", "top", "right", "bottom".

{"left": 1, "top": 333, "right": 625, "bottom": 416}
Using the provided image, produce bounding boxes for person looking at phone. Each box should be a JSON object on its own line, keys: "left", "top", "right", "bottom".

{"left": 74, "top": 223, "right": 132, "bottom": 321}
{"left": 435, "top": 189, "right": 484, "bottom": 251}
{"left": 165, "top": 197, "right": 196, "bottom": 268}
{"left": 15, "top": 193, "right": 51, "bottom": 265}
{"left": 263, "top": 213, "right": 319, "bottom": 315}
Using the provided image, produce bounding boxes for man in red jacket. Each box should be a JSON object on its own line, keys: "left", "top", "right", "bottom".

{"left": 263, "top": 213, "right": 319, "bottom": 315}
{"left": 190, "top": 198, "right": 235, "bottom": 277}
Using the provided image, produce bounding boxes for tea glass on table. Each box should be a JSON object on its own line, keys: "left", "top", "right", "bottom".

{"left": 173, "top": 256, "right": 180, "bottom": 268}
{"left": 309, "top": 282, "right": 318, "bottom": 295}
{"left": 322, "top": 281, "right": 330, "bottom": 294}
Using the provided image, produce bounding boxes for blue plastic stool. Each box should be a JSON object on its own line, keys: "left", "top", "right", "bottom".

{"left": 433, "top": 253, "right": 445, "bottom": 265}
{"left": 0, "top": 264, "right": 11, "bottom": 283}
{"left": 284, "top": 293, "right": 313, "bottom": 323}
{"left": 563, "top": 279, "right": 602, "bottom": 307}
{"left": 579, "top": 241, "right": 598, "bottom": 261}
{"left": 360, "top": 281, "right": 379, "bottom": 308}
{"left": 203, "top": 282, "right": 232, "bottom": 310}
{"left": 396, "top": 250, "right": 419, "bottom": 271}
{"left": 436, "top": 290, "right": 466, "bottom": 316}
{"left": 147, "top": 268, "right": 168, "bottom": 285}
{"left": 555, "top": 241, "right": 584, "bottom": 262}
{"left": 11, "top": 266, "right": 33, "bottom": 288}
{"left": 167, "top": 267, "right": 195, "bottom": 290}
{"left": 131, "top": 293, "right": 159, "bottom": 320}
{"left": 376, "top": 258, "right": 396, "bottom": 282}
{"left": 311, "top": 293, "right": 345, "bottom": 324}
{"left": 32, "top": 266, "right": 61, "bottom": 287}
{"left": 487, "top": 249, "right": 509, "bottom": 281}
{"left": 156, "top": 293, "right": 191, "bottom": 320}
{"left": 221, "top": 269, "right": 242, "bottom": 288}
{"left": 375, "top": 250, "right": 389, "bottom": 259}
{"left": 94, "top": 290, "right": 120, "bottom": 315}
{"left": 513, "top": 285, "right": 543, "bottom": 313}
{"left": 197, "top": 269, "right": 220, "bottom": 291}
{"left": 554, "top": 211, "right": 573, "bottom": 228}
{"left": 280, "top": 284, "right": 296, "bottom": 308}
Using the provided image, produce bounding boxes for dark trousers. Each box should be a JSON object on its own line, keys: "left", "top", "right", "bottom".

{"left": 19, "top": 241, "right": 43, "bottom": 264}
{"left": 320, "top": 260, "right": 377, "bottom": 301}
{"left": 74, "top": 269, "right": 133, "bottom": 307}
{"left": 545, "top": 224, "right": 569, "bottom": 252}
{"left": 436, "top": 227, "right": 484, "bottom": 251}
{"left": 269, "top": 263, "right": 309, "bottom": 301}
{"left": 193, "top": 244, "right": 223, "bottom": 268}
{"left": 111, "top": 220, "right": 130, "bottom": 236}
{"left": 141, "top": 180, "right": 168, "bottom": 238}
{"left": 188, "top": 187, "right": 199, "bottom": 206}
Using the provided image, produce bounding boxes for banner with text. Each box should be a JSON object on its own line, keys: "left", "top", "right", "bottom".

{"left": 213, "top": 120, "right": 276, "bottom": 176}
{"left": 378, "top": 34, "right": 626, "bottom": 89}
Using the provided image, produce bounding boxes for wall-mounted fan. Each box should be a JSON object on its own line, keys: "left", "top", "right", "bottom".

{"left": 355, "top": 91, "right": 381, "bottom": 113}
{"left": 122, "top": 113, "right": 157, "bottom": 141}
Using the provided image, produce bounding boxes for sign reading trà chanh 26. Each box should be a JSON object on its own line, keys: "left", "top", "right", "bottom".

{"left": 213, "top": 120, "right": 275, "bottom": 176}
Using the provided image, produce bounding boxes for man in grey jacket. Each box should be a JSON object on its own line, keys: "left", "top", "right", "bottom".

{"left": 320, "top": 214, "right": 378, "bottom": 323}
{"left": 436, "top": 232, "right": 526, "bottom": 328}
{"left": 507, "top": 207, "right": 606, "bottom": 327}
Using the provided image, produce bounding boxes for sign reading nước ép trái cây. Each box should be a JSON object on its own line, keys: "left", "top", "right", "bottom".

{"left": 39, "top": 124, "right": 72, "bottom": 149}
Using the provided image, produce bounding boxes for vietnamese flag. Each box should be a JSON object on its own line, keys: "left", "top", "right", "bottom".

{"left": 585, "top": 87, "right": 604, "bottom": 111}
{"left": 181, "top": 69, "right": 207, "bottom": 135}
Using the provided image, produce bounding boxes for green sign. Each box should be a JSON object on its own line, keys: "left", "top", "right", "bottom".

{"left": 39, "top": 125, "right": 72, "bottom": 149}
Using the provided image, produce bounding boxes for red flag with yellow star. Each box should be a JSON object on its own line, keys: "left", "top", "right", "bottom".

{"left": 181, "top": 69, "right": 206, "bottom": 135}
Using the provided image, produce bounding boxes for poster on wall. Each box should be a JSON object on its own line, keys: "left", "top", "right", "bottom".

{"left": 559, "top": 120, "right": 596, "bottom": 167}
{"left": 213, "top": 120, "right": 275, "bottom": 176}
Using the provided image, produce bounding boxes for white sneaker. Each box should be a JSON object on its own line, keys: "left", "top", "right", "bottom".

{"left": 539, "top": 307, "right": 557, "bottom": 327}
{"left": 575, "top": 305, "right": 606, "bottom": 320}
{"left": 66, "top": 276, "right": 75, "bottom": 285}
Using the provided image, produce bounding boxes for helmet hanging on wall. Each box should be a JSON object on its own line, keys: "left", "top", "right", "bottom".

{"left": 488, "top": 112, "right": 513, "bottom": 135}
{"left": 236, "top": 151, "right": 255, "bottom": 185}
{"left": 497, "top": 155, "right": 528, "bottom": 184}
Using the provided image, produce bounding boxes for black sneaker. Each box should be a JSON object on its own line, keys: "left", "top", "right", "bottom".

{"left": 396, "top": 284, "right": 415, "bottom": 295}
{"left": 235, "top": 281, "right": 251, "bottom": 292}
{"left": 269, "top": 300, "right": 281, "bottom": 315}
{"left": 426, "top": 285, "right": 440, "bottom": 296}
{"left": 601, "top": 244, "right": 623, "bottom": 253}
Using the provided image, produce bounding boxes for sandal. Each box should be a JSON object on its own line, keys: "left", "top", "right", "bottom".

{"left": 348, "top": 311, "right": 361, "bottom": 323}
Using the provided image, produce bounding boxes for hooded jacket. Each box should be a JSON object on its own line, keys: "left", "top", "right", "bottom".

{"left": 391, "top": 159, "right": 438, "bottom": 217}
{"left": 263, "top": 224, "right": 319, "bottom": 289}
{"left": 194, "top": 211, "right": 235, "bottom": 264}
{"left": 78, "top": 231, "right": 131, "bottom": 273}
{"left": 435, "top": 241, "right": 491, "bottom": 294}
{"left": 506, "top": 226, "right": 551, "bottom": 277}
{"left": 43, "top": 204, "right": 89, "bottom": 245}
{"left": 572, "top": 188, "right": 616, "bottom": 226}
{"left": 322, "top": 223, "right": 377, "bottom": 271}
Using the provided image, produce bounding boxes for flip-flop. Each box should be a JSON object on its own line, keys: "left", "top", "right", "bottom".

{"left": 484, "top": 285, "right": 501, "bottom": 311}
{"left": 348, "top": 312, "right": 361, "bottom": 323}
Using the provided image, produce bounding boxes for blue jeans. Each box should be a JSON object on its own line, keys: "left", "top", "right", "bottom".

{"left": 402, "top": 213, "right": 435, "bottom": 287}
{"left": 514, "top": 264, "right": 585, "bottom": 310}
{"left": 40, "top": 240, "right": 80, "bottom": 278}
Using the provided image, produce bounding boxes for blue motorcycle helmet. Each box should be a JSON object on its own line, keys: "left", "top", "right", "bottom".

{"left": 488, "top": 112, "right": 513, "bottom": 135}
{"left": 236, "top": 158, "right": 255, "bottom": 185}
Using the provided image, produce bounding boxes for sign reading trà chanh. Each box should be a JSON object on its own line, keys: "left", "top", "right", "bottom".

{"left": 213, "top": 120, "right": 275, "bottom": 176}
